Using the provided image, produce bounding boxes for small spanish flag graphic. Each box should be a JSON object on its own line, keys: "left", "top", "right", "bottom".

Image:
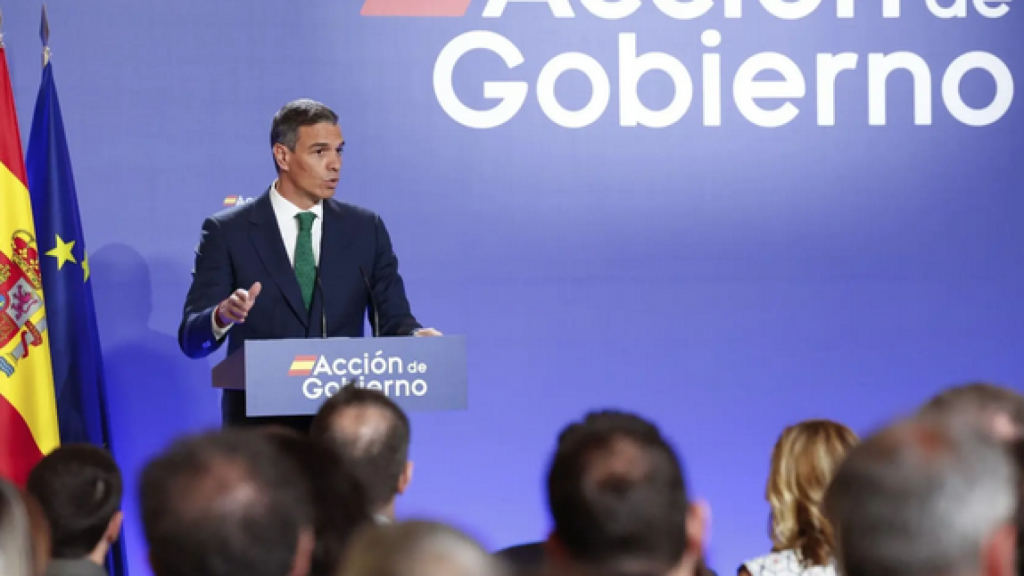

{"left": 223, "top": 196, "right": 240, "bottom": 207}
{"left": 288, "top": 355, "right": 318, "bottom": 376}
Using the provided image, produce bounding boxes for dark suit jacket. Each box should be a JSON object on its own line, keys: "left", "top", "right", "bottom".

{"left": 178, "top": 191, "right": 422, "bottom": 426}
{"left": 494, "top": 541, "right": 720, "bottom": 576}
{"left": 495, "top": 542, "right": 546, "bottom": 572}
{"left": 45, "top": 559, "right": 107, "bottom": 576}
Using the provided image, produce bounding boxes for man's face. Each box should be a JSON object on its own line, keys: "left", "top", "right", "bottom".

{"left": 276, "top": 122, "right": 344, "bottom": 205}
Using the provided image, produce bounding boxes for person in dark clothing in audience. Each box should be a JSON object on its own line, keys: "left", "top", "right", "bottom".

{"left": 140, "top": 429, "right": 315, "bottom": 576}
{"left": 534, "top": 410, "right": 708, "bottom": 576}
{"left": 496, "top": 411, "right": 716, "bottom": 576}
{"left": 494, "top": 543, "right": 546, "bottom": 571}
{"left": 825, "top": 417, "right": 1016, "bottom": 576}
{"left": 310, "top": 386, "right": 413, "bottom": 524}
{"left": 26, "top": 445, "right": 122, "bottom": 576}
{"left": 262, "top": 428, "right": 374, "bottom": 576}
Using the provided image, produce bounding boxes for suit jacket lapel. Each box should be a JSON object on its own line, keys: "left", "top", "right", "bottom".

{"left": 249, "top": 192, "right": 308, "bottom": 326}
{"left": 319, "top": 199, "right": 358, "bottom": 301}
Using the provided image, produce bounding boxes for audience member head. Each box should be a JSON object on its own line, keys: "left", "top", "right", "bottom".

{"left": 766, "top": 419, "right": 857, "bottom": 567}
{"left": 546, "top": 410, "right": 704, "bottom": 576}
{"left": 0, "top": 477, "right": 51, "bottom": 576}
{"left": 919, "top": 382, "right": 1024, "bottom": 441}
{"left": 27, "top": 444, "right": 123, "bottom": 565}
{"left": 262, "top": 428, "right": 374, "bottom": 576}
{"left": 140, "top": 429, "right": 315, "bottom": 576}
{"left": 311, "top": 386, "right": 413, "bottom": 520}
{"left": 825, "top": 417, "right": 1016, "bottom": 576}
{"left": 0, "top": 477, "right": 36, "bottom": 576}
{"left": 337, "top": 520, "right": 506, "bottom": 576}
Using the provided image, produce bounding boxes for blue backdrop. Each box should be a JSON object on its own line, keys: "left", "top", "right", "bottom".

{"left": 4, "top": 1, "right": 1023, "bottom": 575}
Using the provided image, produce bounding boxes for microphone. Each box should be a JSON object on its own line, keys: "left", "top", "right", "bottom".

{"left": 359, "top": 265, "right": 379, "bottom": 338}
{"left": 315, "top": 270, "right": 327, "bottom": 338}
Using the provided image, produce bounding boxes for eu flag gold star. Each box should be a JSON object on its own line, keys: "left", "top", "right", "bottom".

{"left": 46, "top": 235, "right": 77, "bottom": 270}
{"left": 82, "top": 253, "right": 90, "bottom": 282}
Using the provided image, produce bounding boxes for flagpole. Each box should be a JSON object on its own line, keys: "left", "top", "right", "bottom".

{"left": 0, "top": 6, "right": 6, "bottom": 48}
{"left": 41, "top": 4, "right": 50, "bottom": 67}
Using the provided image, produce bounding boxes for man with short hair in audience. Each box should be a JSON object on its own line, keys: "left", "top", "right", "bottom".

{"left": 26, "top": 445, "right": 122, "bottom": 576}
{"left": 140, "top": 429, "right": 315, "bottom": 576}
{"left": 310, "top": 386, "right": 412, "bottom": 524}
{"left": 543, "top": 410, "right": 707, "bottom": 576}
{"left": 825, "top": 417, "right": 1017, "bottom": 576}
{"left": 919, "top": 381, "right": 1024, "bottom": 440}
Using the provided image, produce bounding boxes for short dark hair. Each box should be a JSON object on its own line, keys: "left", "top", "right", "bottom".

{"left": 547, "top": 411, "right": 690, "bottom": 573}
{"left": 270, "top": 99, "right": 339, "bottom": 170}
{"left": 140, "top": 429, "right": 314, "bottom": 576}
{"left": 310, "top": 387, "right": 411, "bottom": 512}
{"left": 262, "top": 430, "right": 373, "bottom": 576}
{"left": 919, "top": 382, "right": 1024, "bottom": 435}
{"left": 26, "top": 444, "right": 122, "bottom": 558}
{"left": 825, "top": 417, "right": 1015, "bottom": 576}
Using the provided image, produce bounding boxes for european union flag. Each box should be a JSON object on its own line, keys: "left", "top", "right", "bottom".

{"left": 25, "top": 61, "right": 111, "bottom": 450}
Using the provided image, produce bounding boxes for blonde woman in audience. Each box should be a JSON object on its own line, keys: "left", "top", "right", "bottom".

{"left": 740, "top": 420, "right": 857, "bottom": 576}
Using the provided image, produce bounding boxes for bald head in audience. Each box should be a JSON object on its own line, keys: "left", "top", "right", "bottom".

{"left": 140, "top": 429, "right": 315, "bottom": 576}
{"left": 338, "top": 521, "right": 506, "bottom": 576}
{"left": 825, "top": 417, "right": 1016, "bottom": 576}
{"left": 919, "top": 382, "right": 1024, "bottom": 441}
{"left": 311, "top": 387, "right": 413, "bottom": 522}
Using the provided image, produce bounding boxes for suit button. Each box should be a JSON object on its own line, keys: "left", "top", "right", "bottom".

{"left": 202, "top": 341, "right": 211, "bottom": 349}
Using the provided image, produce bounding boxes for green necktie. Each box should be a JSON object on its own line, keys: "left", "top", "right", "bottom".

{"left": 295, "top": 211, "right": 317, "bottom": 310}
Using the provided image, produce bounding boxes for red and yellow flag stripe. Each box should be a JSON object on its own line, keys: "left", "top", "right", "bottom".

{"left": 0, "top": 44, "right": 60, "bottom": 485}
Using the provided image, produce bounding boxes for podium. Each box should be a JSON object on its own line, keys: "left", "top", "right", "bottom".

{"left": 212, "top": 336, "right": 467, "bottom": 417}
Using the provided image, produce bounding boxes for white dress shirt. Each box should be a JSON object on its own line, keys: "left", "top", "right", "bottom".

{"left": 212, "top": 182, "right": 323, "bottom": 338}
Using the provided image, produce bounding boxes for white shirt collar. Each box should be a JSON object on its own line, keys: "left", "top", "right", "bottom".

{"left": 269, "top": 181, "right": 324, "bottom": 220}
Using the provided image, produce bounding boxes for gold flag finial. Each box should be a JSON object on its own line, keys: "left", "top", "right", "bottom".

{"left": 41, "top": 4, "right": 51, "bottom": 67}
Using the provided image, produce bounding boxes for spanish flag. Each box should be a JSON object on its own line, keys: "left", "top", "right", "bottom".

{"left": 0, "top": 38, "right": 60, "bottom": 484}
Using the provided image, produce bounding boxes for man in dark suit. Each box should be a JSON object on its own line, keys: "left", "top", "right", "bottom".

{"left": 178, "top": 99, "right": 440, "bottom": 428}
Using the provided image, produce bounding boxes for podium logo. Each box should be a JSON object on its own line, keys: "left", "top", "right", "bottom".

{"left": 361, "top": 0, "right": 472, "bottom": 17}
{"left": 291, "top": 351, "right": 430, "bottom": 400}
{"left": 288, "top": 355, "right": 318, "bottom": 376}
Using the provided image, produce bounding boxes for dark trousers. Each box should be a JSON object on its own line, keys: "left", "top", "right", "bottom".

{"left": 222, "top": 390, "right": 313, "bottom": 434}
